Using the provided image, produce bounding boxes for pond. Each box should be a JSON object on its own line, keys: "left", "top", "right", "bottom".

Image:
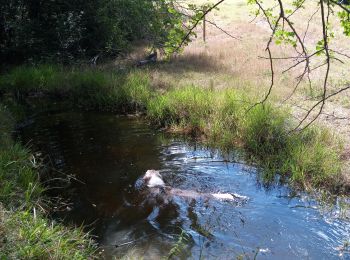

{"left": 18, "top": 111, "right": 349, "bottom": 259}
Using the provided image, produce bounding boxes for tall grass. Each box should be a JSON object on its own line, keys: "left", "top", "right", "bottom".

{"left": 0, "top": 105, "right": 42, "bottom": 208}
{"left": 0, "top": 65, "right": 153, "bottom": 112}
{"left": 0, "top": 143, "right": 43, "bottom": 207}
{"left": 0, "top": 104, "right": 97, "bottom": 258}
{"left": 147, "top": 86, "right": 343, "bottom": 190}
{"left": 0, "top": 65, "right": 344, "bottom": 191}
{"left": 147, "top": 86, "right": 214, "bottom": 133}
{"left": 0, "top": 65, "right": 61, "bottom": 94}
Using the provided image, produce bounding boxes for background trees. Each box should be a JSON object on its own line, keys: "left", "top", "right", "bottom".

{"left": 0, "top": 0, "right": 190, "bottom": 64}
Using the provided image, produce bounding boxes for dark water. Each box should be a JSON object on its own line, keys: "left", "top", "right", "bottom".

{"left": 18, "top": 111, "right": 350, "bottom": 259}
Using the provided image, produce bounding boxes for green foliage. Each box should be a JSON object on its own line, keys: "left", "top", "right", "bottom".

{"left": 275, "top": 30, "right": 297, "bottom": 47}
{"left": 292, "top": 0, "right": 305, "bottom": 9}
{"left": 0, "top": 0, "right": 90, "bottom": 63}
{"left": 0, "top": 0, "right": 195, "bottom": 63}
{"left": 161, "top": 2, "right": 220, "bottom": 55}
{"left": 94, "top": 0, "right": 179, "bottom": 54}
{"left": 338, "top": 9, "right": 350, "bottom": 36}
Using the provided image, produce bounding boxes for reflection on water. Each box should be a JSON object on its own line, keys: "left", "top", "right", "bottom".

{"left": 18, "top": 111, "right": 350, "bottom": 259}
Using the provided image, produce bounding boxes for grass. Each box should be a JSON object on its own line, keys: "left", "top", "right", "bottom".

{"left": 147, "top": 85, "right": 343, "bottom": 191}
{"left": 0, "top": 66, "right": 345, "bottom": 191}
{"left": 166, "top": 230, "right": 191, "bottom": 259}
{"left": 0, "top": 64, "right": 346, "bottom": 258}
{"left": 0, "top": 65, "right": 152, "bottom": 112}
{"left": 147, "top": 86, "right": 215, "bottom": 131}
{"left": 0, "top": 105, "right": 42, "bottom": 208}
{"left": 0, "top": 143, "right": 43, "bottom": 207}
{"left": 0, "top": 104, "right": 97, "bottom": 259}
{"left": 0, "top": 210, "right": 95, "bottom": 259}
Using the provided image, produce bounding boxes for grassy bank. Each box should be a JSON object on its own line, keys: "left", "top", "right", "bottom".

{"left": 0, "top": 65, "right": 151, "bottom": 112}
{"left": 147, "top": 86, "right": 344, "bottom": 191}
{"left": 0, "top": 104, "right": 96, "bottom": 259}
{"left": 0, "top": 65, "right": 346, "bottom": 193}
{"left": 0, "top": 64, "right": 347, "bottom": 257}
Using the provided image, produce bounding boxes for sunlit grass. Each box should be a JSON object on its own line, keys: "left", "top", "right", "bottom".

{"left": 0, "top": 209, "right": 96, "bottom": 259}
{"left": 146, "top": 85, "right": 342, "bottom": 190}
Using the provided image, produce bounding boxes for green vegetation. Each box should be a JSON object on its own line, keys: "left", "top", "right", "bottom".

{"left": 166, "top": 230, "right": 191, "bottom": 259}
{"left": 0, "top": 65, "right": 345, "bottom": 258}
{"left": 0, "top": 0, "right": 204, "bottom": 64}
{"left": 1, "top": 0, "right": 349, "bottom": 258}
{"left": 0, "top": 210, "right": 95, "bottom": 259}
{"left": 147, "top": 86, "right": 343, "bottom": 191}
{"left": 0, "top": 65, "right": 151, "bottom": 111}
{"left": 0, "top": 104, "right": 96, "bottom": 259}
{"left": 0, "top": 66, "right": 344, "bottom": 192}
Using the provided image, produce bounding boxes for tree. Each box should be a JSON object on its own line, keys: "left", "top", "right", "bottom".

{"left": 0, "top": 0, "right": 195, "bottom": 63}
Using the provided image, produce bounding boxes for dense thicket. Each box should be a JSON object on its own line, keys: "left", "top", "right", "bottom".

{"left": 0, "top": 0, "right": 186, "bottom": 64}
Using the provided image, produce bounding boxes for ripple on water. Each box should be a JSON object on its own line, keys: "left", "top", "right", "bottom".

{"left": 18, "top": 112, "right": 350, "bottom": 259}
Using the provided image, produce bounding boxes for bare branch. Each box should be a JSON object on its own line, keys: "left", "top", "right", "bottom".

{"left": 329, "top": 0, "right": 350, "bottom": 13}
{"left": 281, "top": 49, "right": 323, "bottom": 74}
{"left": 291, "top": 84, "right": 350, "bottom": 132}
{"left": 174, "top": 0, "right": 226, "bottom": 53}
{"left": 205, "top": 19, "right": 241, "bottom": 40}
{"left": 330, "top": 49, "right": 350, "bottom": 59}
{"left": 303, "top": 7, "right": 320, "bottom": 43}
{"left": 287, "top": 0, "right": 307, "bottom": 18}
{"left": 292, "top": 0, "right": 331, "bottom": 131}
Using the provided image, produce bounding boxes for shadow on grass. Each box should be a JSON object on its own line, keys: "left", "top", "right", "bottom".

{"left": 154, "top": 52, "right": 227, "bottom": 75}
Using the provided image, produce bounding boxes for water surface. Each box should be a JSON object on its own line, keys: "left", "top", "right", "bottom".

{"left": 19, "top": 111, "right": 350, "bottom": 259}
